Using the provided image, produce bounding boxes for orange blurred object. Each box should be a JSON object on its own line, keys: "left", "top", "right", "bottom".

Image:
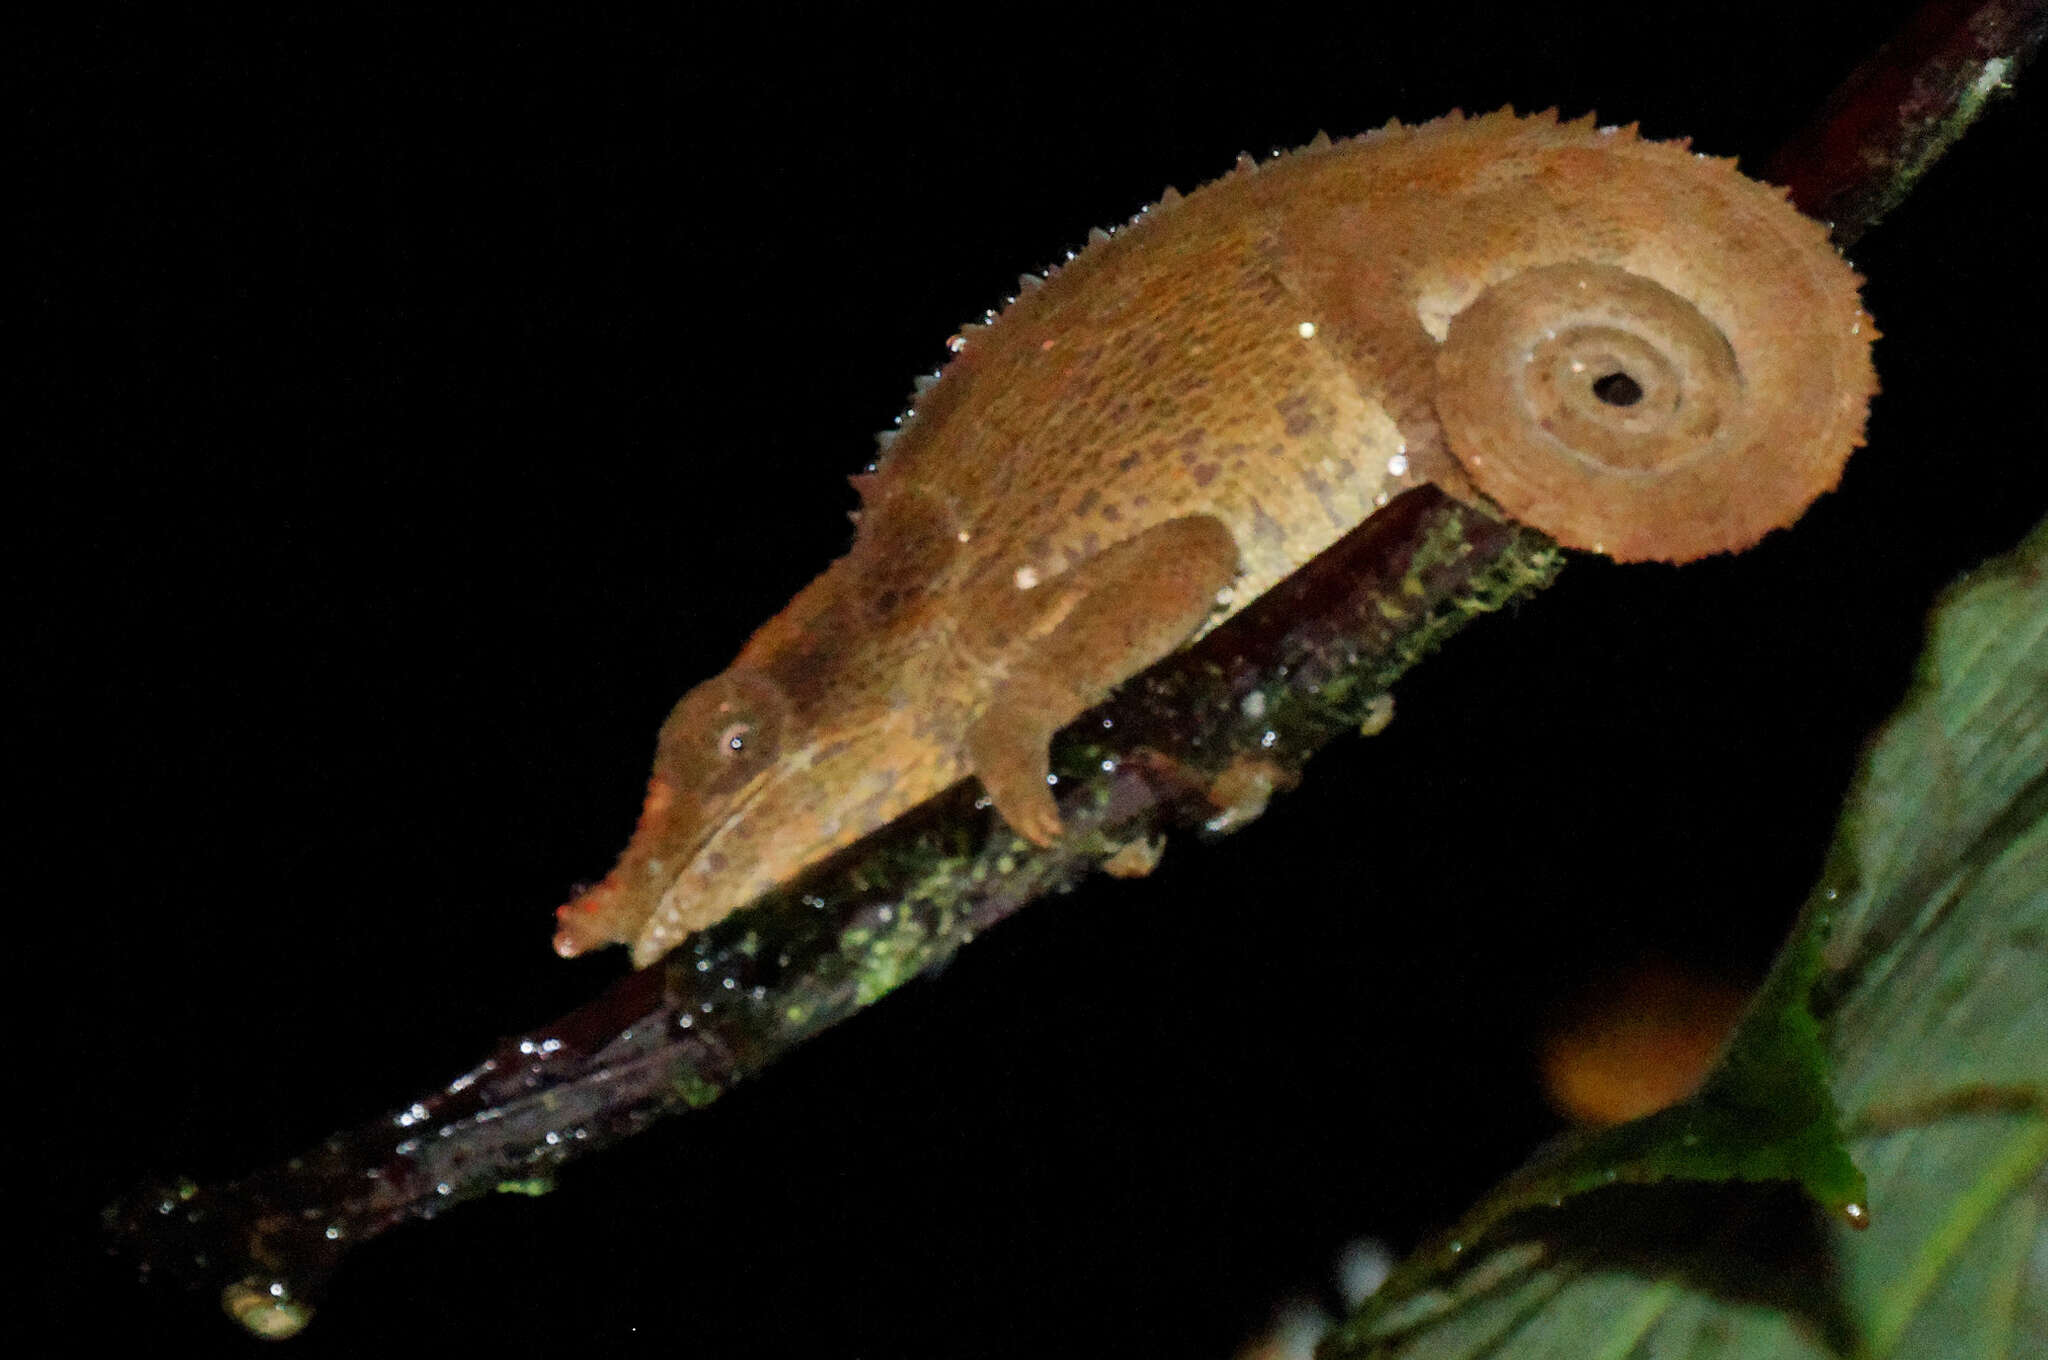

{"left": 1539, "top": 961, "right": 1753, "bottom": 1126}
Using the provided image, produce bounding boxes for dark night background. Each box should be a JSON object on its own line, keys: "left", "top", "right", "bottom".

{"left": 23, "top": 2, "right": 2044, "bottom": 1355}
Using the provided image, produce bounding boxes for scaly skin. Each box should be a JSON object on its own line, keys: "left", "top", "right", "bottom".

{"left": 555, "top": 109, "right": 1876, "bottom": 967}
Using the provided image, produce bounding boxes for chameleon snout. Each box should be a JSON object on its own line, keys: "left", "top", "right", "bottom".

{"left": 552, "top": 775, "right": 688, "bottom": 958}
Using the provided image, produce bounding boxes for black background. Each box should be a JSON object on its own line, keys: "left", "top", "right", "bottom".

{"left": 25, "top": 2, "right": 2044, "bottom": 1355}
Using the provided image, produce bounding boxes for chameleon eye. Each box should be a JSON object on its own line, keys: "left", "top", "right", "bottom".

{"left": 656, "top": 668, "right": 789, "bottom": 793}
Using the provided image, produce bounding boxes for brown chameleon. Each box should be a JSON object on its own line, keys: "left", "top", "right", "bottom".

{"left": 554, "top": 109, "right": 1877, "bottom": 967}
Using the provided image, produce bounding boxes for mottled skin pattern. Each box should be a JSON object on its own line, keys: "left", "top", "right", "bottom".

{"left": 555, "top": 109, "right": 1876, "bottom": 966}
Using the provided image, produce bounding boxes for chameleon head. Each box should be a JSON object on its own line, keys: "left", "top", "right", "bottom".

{"left": 552, "top": 667, "right": 795, "bottom": 964}
{"left": 552, "top": 658, "right": 944, "bottom": 967}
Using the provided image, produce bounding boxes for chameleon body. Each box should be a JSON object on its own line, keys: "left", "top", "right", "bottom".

{"left": 555, "top": 110, "right": 1876, "bottom": 967}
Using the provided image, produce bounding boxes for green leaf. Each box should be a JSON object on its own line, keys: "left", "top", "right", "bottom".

{"left": 1325, "top": 517, "right": 2048, "bottom": 1360}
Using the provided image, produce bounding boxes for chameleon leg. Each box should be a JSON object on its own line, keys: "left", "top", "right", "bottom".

{"left": 964, "top": 514, "right": 1240, "bottom": 846}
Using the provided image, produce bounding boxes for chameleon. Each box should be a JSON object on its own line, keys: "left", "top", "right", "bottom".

{"left": 553, "top": 108, "right": 1877, "bottom": 967}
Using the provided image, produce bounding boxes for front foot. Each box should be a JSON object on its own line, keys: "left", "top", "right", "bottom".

{"left": 961, "top": 513, "right": 1241, "bottom": 849}
{"left": 965, "top": 693, "right": 1067, "bottom": 846}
